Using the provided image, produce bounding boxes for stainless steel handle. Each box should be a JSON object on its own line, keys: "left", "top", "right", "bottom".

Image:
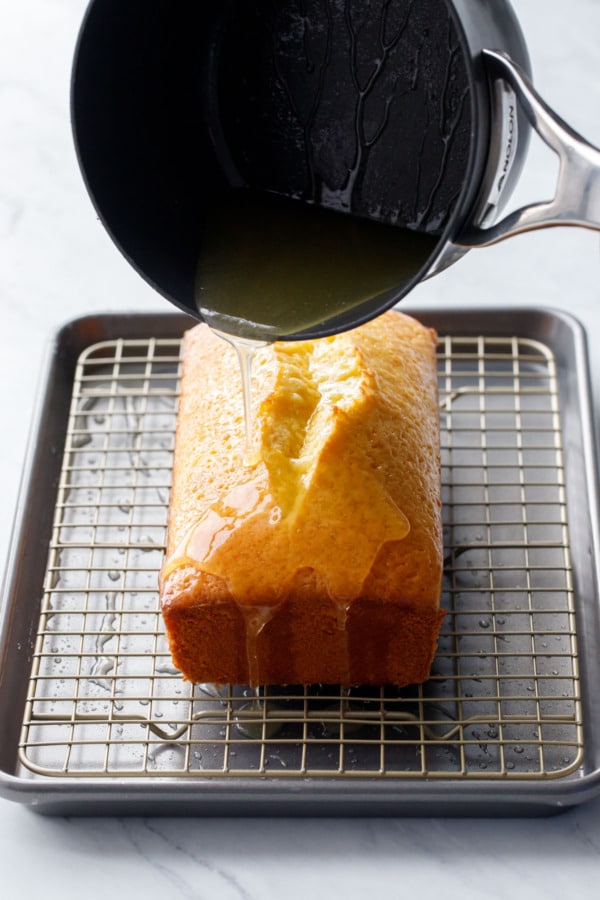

{"left": 459, "top": 49, "right": 600, "bottom": 248}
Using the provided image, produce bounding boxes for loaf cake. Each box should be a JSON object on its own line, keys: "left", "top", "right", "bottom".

{"left": 159, "top": 310, "right": 444, "bottom": 687}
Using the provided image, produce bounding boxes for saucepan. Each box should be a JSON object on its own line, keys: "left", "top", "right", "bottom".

{"left": 71, "top": 0, "right": 600, "bottom": 339}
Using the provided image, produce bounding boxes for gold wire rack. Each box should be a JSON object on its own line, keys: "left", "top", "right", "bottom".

{"left": 18, "top": 331, "right": 583, "bottom": 781}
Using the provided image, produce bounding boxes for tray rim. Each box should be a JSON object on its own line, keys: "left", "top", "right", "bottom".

{"left": 2, "top": 304, "right": 600, "bottom": 817}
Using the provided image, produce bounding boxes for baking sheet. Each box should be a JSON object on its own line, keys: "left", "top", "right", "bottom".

{"left": 1, "top": 307, "right": 600, "bottom": 816}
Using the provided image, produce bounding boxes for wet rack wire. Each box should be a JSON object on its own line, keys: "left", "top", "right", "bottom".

{"left": 18, "top": 330, "right": 583, "bottom": 781}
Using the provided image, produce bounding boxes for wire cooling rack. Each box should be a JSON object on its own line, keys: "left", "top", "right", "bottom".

{"left": 18, "top": 330, "right": 582, "bottom": 781}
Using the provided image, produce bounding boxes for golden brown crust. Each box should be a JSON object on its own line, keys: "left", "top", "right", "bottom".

{"left": 160, "top": 310, "right": 444, "bottom": 686}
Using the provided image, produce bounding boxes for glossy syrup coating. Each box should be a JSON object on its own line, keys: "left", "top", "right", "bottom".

{"left": 160, "top": 311, "right": 444, "bottom": 686}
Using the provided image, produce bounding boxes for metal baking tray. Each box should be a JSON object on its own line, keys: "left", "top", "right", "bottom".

{"left": 2, "top": 307, "right": 600, "bottom": 817}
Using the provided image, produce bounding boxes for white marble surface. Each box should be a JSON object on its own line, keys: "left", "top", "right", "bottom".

{"left": 1, "top": 0, "right": 599, "bottom": 897}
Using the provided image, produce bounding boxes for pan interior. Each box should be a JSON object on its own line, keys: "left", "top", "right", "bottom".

{"left": 212, "top": 0, "right": 474, "bottom": 235}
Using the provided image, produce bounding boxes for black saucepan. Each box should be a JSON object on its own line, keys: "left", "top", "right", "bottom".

{"left": 71, "top": 0, "right": 600, "bottom": 339}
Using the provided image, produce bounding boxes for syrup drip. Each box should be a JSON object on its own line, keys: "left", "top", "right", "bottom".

{"left": 210, "top": 329, "right": 267, "bottom": 466}
{"left": 239, "top": 605, "right": 279, "bottom": 687}
{"left": 335, "top": 601, "right": 351, "bottom": 675}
